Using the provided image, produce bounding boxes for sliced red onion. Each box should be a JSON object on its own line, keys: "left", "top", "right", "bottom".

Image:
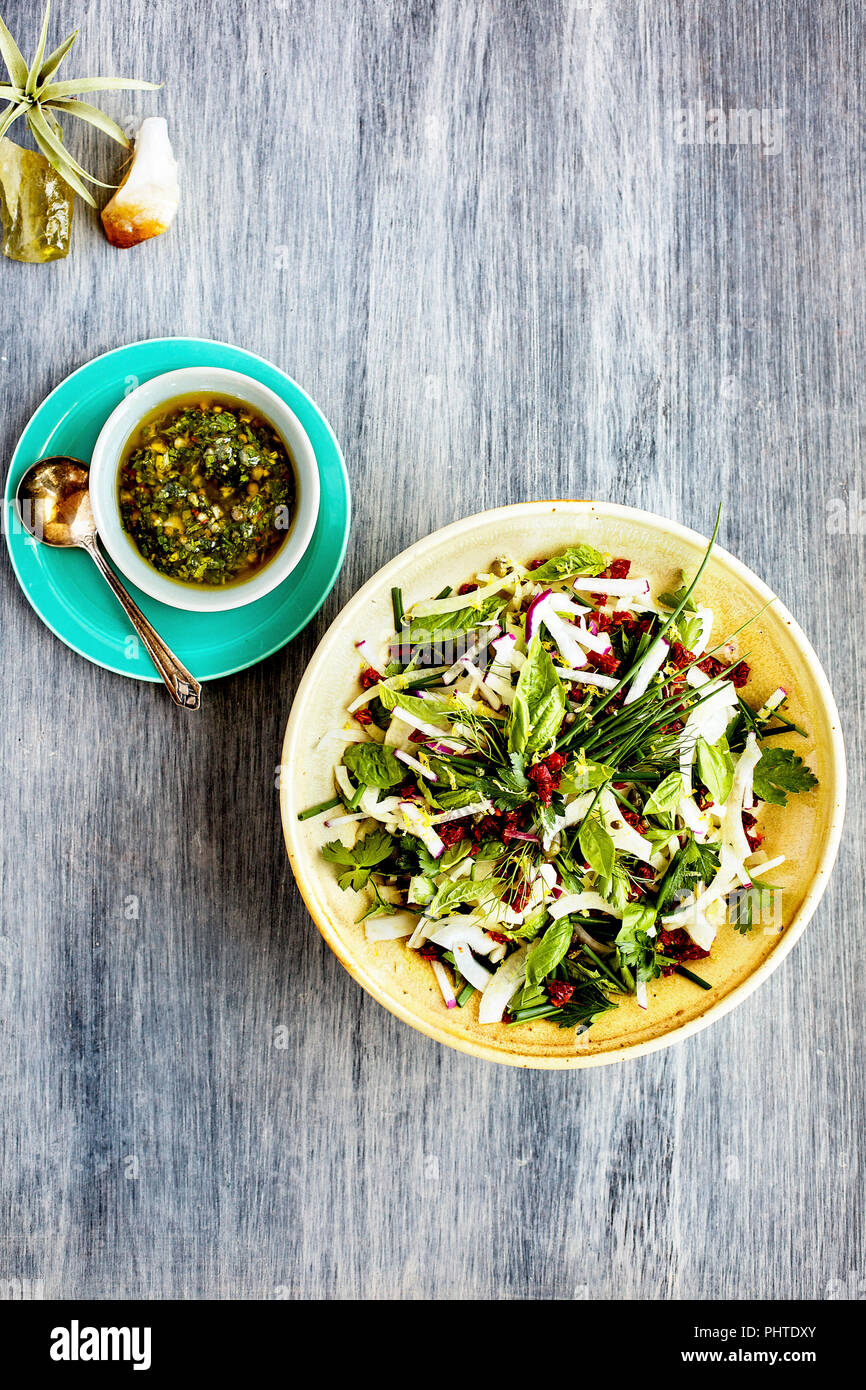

{"left": 431, "top": 960, "right": 457, "bottom": 1008}
{"left": 574, "top": 576, "right": 650, "bottom": 597}
{"left": 423, "top": 738, "right": 471, "bottom": 756}
{"left": 525, "top": 588, "right": 553, "bottom": 641}
{"left": 391, "top": 706, "right": 451, "bottom": 740}
{"left": 573, "top": 624, "right": 612, "bottom": 656}
{"left": 395, "top": 749, "right": 438, "bottom": 781}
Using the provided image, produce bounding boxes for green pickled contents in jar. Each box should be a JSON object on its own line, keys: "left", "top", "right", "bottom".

{"left": 118, "top": 397, "right": 297, "bottom": 586}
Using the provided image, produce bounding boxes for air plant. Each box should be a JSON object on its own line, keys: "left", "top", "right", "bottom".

{"left": 0, "top": 2, "right": 160, "bottom": 206}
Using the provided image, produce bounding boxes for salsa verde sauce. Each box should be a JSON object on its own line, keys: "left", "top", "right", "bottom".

{"left": 118, "top": 395, "right": 296, "bottom": 586}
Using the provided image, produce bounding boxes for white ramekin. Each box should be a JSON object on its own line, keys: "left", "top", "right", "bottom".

{"left": 89, "top": 367, "right": 320, "bottom": 612}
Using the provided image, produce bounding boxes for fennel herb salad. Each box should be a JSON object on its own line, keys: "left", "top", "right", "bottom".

{"left": 300, "top": 519, "right": 817, "bottom": 1033}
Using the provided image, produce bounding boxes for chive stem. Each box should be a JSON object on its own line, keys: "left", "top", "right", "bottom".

{"left": 297, "top": 796, "right": 342, "bottom": 821}
{"left": 391, "top": 586, "right": 405, "bottom": 629}
{"left": 676, "top": 964, "right": 712, "bottom": 991}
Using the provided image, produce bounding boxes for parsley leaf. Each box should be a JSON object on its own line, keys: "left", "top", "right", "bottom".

{"left": 322, "top": 829, "right": 394, "bottom": 891}
{"left": 752, "top": 748, "right": 818, "bottom": 806}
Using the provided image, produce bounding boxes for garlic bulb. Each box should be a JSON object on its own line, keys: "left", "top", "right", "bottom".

{"left": 101, "top": 117, "right": 178, "bottom": 248}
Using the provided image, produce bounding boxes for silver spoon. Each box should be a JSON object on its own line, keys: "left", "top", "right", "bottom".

{"left": 16, "top": 456, "right": 202, "bottom": 710}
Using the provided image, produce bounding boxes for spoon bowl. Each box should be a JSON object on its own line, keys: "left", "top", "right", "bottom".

{"left": 15, "top": 456, "right": 97, "bottom": 547}
{"left": 15, "top": 456, "right": 201, "bottom": 710}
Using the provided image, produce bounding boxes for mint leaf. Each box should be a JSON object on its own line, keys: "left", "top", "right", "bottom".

{"left": 343, "top": 742, "right": 404, "bottom": 789}
{"left": 752, "top": 748, "right": 818, "bottom": 806}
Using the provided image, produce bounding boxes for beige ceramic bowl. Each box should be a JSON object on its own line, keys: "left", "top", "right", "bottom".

{"left": 280, "top": 502, "right": 846, "bottom": 1068}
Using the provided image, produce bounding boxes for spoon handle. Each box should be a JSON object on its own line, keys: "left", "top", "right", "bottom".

{"left": 81, "top": 537, "right": 202, "bottom": 709}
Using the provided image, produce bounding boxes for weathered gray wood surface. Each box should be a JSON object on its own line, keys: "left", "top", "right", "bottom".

{"left": 0, "top": 0, "right": 863, "bottom": 1300}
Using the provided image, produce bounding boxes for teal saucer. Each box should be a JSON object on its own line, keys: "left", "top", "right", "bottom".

{"left": 3, "top": 338, "right": 351, "bottom": 681}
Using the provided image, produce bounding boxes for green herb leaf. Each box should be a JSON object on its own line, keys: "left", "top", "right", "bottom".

{"left": 695, "top": 736, "right": 734, "bottom": 804}
{"left": 406, "top": 596, "right": 504, "bottom": 641}
{"left": 614, "top": 904, "right": 660, "bottom": 983}
{"left": 527, "top": 543, "right": 606, "bottom": 585}
{"left": 655, "top": 838, "right": 720, "bottom": 917}
{"left": 321, "top": 829, "right": 394, "bottom": 891}
{"left": 376, "top": 687, "right": 453, "bottom": 724}
{"left": 343, "top": 741, "right": 404, "bottom": 789}
{"left": 508, "top": 635, "right": 567, "bottom": 756}
{"left": 752, "top": 748, "right": 818, "bottom": 806}
{"left": 578, "top": 816, "right": 615, "bottom": 879}
{"left": 525, "top": 916, "right": 573, "bottom": 988}
{"left": 642, "top": 771, "right": 684, "bottom": 817}
{"left": 427, "top": 878, "right": 504, "bottom": 919}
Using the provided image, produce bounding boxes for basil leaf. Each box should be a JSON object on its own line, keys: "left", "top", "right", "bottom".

{"left": 643, "top": 771, "right": 684, "bottom": 817}
{"left": 377, "top": 688, "right": 452, "bottom": 723}
{"left": 508, "top": 635, "right": 567, "bottom": 756}
{"left": 525, "top": 916, "right": 573, "bottom": 988}
{"left": 343, "top": 742, "right": 404, "bottom": 789}
{"left": 528, "top": 544, "right": 606, "bottom": 585}
{"left": 578, "top": 816, "right": 615, "bottom": 879}
{"left": 695, "top": 736, "right": 734, "bottom": 804}
{"left": 428, "top": 878, "right": 504, "bottom": 918}
{"left": 407, "top": 597, "right": 504, "bottom": 640}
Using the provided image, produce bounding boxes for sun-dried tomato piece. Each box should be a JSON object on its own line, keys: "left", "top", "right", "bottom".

{"left": 527, "top": 751, "right": 567, "bottom": 806}
{"left": 657, "top": 926, "right": 710, "bottom": 975}
{"left": 741, "top": 811, "right": 763, "bottom": 851}
{"left": 547, "top": 980, "right": 576, "bottom": 1007}
{"left": 359, "top": 666, "right": 382, "bottom": 690}
{"left": 730, "top": 661, "right": 751, "bottom": 688}
{"left": 437, "top": 820, "right": 470, "bottom": 847}
{"left": 457, "top": 582, "right": 478, "bottom": 594}
{"left": 668, "top": 641, "right": 694, "bottom": 670}
{"left": 353, "top": 707, "right": 373, "bottom": 726}
{"left": 591, "top": 650, "right": 620, "bottom": 676}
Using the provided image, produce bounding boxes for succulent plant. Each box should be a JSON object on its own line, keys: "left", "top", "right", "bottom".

{"left": 0, "top": 1, "right": 159, "bottom": 206}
